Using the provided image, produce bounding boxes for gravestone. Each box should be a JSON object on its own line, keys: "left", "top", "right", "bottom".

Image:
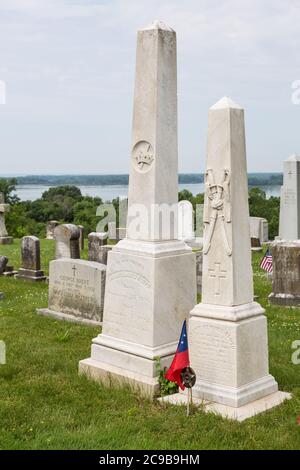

{"left": 37, "top": 259, "right": 106, "bottom": 325}
{"left": 80, "top": 21, "right": 196, "bottom": 397}
{"left": 178, "top": 200, "right": 195, "bottom": 242}
{"left": 269, "top": 241, "right": 300, "bottom": 306}
{"left": 0, "top": 256, "right": 8, "bottom": 275}
{"left": 251, "top": 237, "right": 262, "bottom": 252}
{"left": 172, "top": 97, "right": 289, "bottom": 420}
{"left": 54, "top": 224, "right": 80, "bottom": 260}
{"left": 250, "top": 217, "right": 268, "bottom": 245}
{"left": 88, "top": 232, "right": 110, "bottom": 264}
{"left": 279, "top": 155, "right": 300, "bottom": 240}
{"left": 0, "top": 193, "right": 13, "bottom": 245}
{"left": 108, "top": 222, "right": 116, "bottom": 240}
{"left": 15, "top": 236, "right": 46, "bottom": 282}
{"left": 46, "top": 220, "right": 59, "bottom": 240}
{"left": 78, "top": 225, "right": 85, "bottom": 250}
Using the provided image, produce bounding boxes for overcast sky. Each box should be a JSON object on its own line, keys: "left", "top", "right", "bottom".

{"left": 0, "top": 0, "right": 300, "bottom": 175}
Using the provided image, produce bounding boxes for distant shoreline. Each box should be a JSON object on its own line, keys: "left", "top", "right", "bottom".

{"left": 2, "top": 173, "right": 284, "bottom": 187}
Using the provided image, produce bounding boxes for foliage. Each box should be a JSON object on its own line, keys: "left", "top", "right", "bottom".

{"left": 0, "top": 178, "right": 20, "bottom": 204}
{"left": 248, "top": 187, "right": 280, "bottom": 239}
{"left": 155, "top": 357, "right": 179, "bottom": 397}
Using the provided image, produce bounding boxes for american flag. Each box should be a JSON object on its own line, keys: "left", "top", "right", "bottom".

{"left": 260, "top": 248, "right": 273, "bottom": 273}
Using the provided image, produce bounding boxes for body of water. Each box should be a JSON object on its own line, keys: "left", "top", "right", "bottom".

{"left": 15, "top": 184, "right": 281, "bottom": 202}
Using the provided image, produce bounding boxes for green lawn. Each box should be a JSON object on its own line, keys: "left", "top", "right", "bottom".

{"left": 0, "top": 240, "right": 300, "bottom": 450}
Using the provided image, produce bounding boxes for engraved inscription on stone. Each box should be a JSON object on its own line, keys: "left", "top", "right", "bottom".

{"left": 190, "top": 323, "right": 236, "bottom": 386}
{"left": 132, "top": 140, "right": 155, "bottom": 173}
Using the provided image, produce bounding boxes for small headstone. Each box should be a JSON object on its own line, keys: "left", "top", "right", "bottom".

{"left": 178, "top": 200, "right": 195, "bottom": 242}
{"left": 279, "top": 155, "right": 300, "bottom": 240}
{"left": 88, "top": 232, "right": 109, "bottom": 263}
{"left": 251, "top": 237, "right": 262, "bottom": 252}
{"left": 0, "top": 256, "right": 8, "bottom": 275}
{"left": 46, "top": 220, "right": 59, "bottom": 240}
{"left": 0, "top": 193, "right": 13, "bottom": 245}
{"left": 54, "top": 224, "right": 80, "bottom": 260}
{"left": 269, "top": 241, "right": 300, "bottom": 306}
{"left": 37, "top": 259, "right": 106, "bottom": 325}
{"left": 250, "top": 217, "right": 268, "bottom": 244}
{"left": 78, "top": 225, "right": 85, "bottom": 250}
{"left": 15, "top": 236, "right": 46, "bottom": 282}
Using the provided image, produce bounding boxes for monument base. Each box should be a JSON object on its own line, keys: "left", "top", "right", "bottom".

{"left": 159, "top": 391, "right": 292, "bottom": 422}
{"left": 189, "top": 302, "right": 279, "bottom": 407}
{"left": 79, "top": 358, "right": 164, "bottom": 398}
{"left": 0, "top": 237, "right": 13, "bottom": 245}
{"left": 269, "top": 293, "right": 300, "bottom": 307}
{"left": 15, "top": 268, "right": 47, "bottom": 282}
{"left": 37, "top": 308, "right": 102, "bottom": 327}
{"left": 80, "top": 239, "right": 196, "bottom": 398}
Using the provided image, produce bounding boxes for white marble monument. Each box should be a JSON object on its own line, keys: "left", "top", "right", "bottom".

{"left": 279, "top": 155, "right": 300, "bottom": 240}
{"left": 163, "top": 97, "right": 291, "bottom": 420}
{"left": 79, "top": 21, "right": 196, "bottom": 397}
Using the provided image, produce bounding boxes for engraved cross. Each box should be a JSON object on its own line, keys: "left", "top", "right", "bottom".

{"left": 72, "top": 265, "right": 77, "bottom": 278}
{"left": 208, "top": 262, "right": 227, "bottom": 296}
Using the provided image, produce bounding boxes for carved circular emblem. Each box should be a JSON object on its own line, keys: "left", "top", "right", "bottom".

{"left": 180, "top": 367, "right": 196, "bottom": 389}
{"left": 132, "top": 140, "right": 154, "bottom": 174}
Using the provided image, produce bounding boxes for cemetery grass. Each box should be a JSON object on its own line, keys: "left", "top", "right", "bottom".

{"left": 0, "top": 241, "right": 300, "bottom": 450}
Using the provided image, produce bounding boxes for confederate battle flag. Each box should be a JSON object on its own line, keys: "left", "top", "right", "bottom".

{"left": 165, "top": 320, "right": 190, "bottom": 390}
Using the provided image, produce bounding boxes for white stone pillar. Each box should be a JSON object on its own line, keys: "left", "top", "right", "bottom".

{"left": 79, "top": 21, "right": 196, "bottom": 397}
{"left": 189, "top": 97, "right": 280, "bottom": 409}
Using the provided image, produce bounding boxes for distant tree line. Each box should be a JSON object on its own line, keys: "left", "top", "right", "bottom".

{"left": 14, "top": 173, "right": 283, "bottom": 187}
{"left": 0, "top": 178, "right": 280, "bottom": 240}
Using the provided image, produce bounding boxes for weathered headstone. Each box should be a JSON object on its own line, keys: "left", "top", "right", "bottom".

{"left": 250, "top": 217, "right": 268, "bottom": 245}
{"left": 0, "top": 193, "right": 13, "bottom": 245}
{"left": 80, "top": 21, "right": 196, "bottom": 397}
{"left": 279, "top": 155, "right": 300, "bottom": 240}
{"left": 15, "top": 236, "right": 46, "bottom": 282}
{"left": 269, "top": 241, "right": 300, "bottom": 306}
{"left": 46, "top": 220, "right": 59, "bottom": 240}
{"left": 54, "top": 224, "right": 80, "bottom": 260}
{"left": 88, "top": 232, "right": 110, "bottom": 264}
{"left": 78, "top": 225, "right": 85, "bottom": 250}
{"left": 37, "top": 259, "right": 106, "bottom": 325}
{"left": 0, "top": 256, "right": 8, "bottom": 275}
{"left": 178, "top": 200, "right": 195, "bottom": 242}
{"left": 251, "top": 237, "right": 262, "bottom": 252}
{"left": 183, "top": 97, "right": 289, "bottom": 419}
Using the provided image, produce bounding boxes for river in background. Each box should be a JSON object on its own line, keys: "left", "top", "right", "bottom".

{"left": 15, "top": 183, "right": 281, "bottom": 202}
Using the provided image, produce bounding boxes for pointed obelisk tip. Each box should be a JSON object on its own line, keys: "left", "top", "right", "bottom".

{"left": 141, "top": 20, "right": 174, "bottom": 32}
{"left": 210, "top": 96, "right": 243, "bottom": 111}
{"left": 287, "top": 154, "right": 300, "bottom": 162}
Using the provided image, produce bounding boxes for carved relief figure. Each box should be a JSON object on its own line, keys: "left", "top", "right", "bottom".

{"left": 203, "top": 168, "right": 232, "bottom": 256}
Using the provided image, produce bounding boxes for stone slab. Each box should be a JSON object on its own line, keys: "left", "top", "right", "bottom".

{"left": 15, "top": 268, "right": 47, "bottom": 282}
{"left": 37, "top": 308, "right": 102, "bottom": 327}
{"left": 37, "top": 258, "right": 106, "bottom": 324}
{"left": 159, "top": 391, "right": 292, "bottom": 422}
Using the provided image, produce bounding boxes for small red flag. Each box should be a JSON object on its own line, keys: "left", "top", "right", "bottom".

{"left": 165, "top": 320, "right": 190, "bottom": 391}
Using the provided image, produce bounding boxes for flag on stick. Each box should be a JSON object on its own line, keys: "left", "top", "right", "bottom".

{"left": 165, "top": 320, "right": 190, "bottom": 391}
{"left": 260, "top": 248, "right": 273, "bottom": 274}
